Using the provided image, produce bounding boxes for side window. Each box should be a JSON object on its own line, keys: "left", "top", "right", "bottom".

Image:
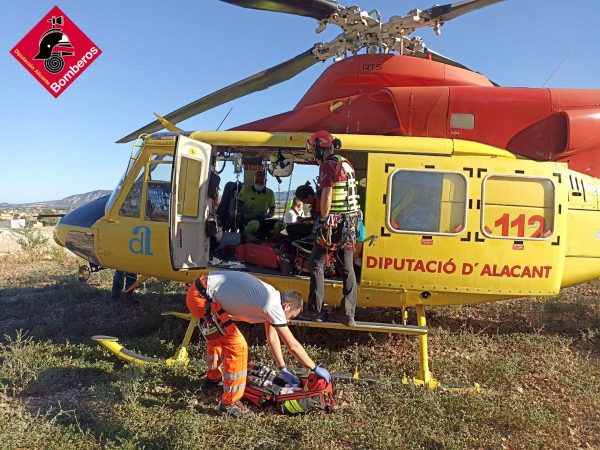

{"left": 119, "top": 167, "right": 144, "bottom": 218}
{"left": 146, "top": 156, "right": 173, "bottom": 222}
{"left": 482, "top": 175, "right": 555, "bottom": 240}
{"left": 177, "top": 157, "right": 202, "bottom": 217}
{"left": 387, "top": 170, "right": 467, "bottom": 235}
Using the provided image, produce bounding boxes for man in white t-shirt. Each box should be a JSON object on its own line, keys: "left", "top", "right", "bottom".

{"left": 186, "top": 270, "right": 331, "bottom": 417}
{"left": 283, "top": 197, "right": 304, "bottom": 224}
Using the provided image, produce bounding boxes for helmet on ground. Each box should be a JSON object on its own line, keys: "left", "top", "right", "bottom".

{"left": 306, "top": 130, "right": 341, "bottom": 161}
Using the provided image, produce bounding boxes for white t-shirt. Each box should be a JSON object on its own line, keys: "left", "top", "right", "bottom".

{"left": 283, "top": 208, "right": 303, "bottom": 224}
{"left": 206, "top": 271, "right": 287, "bottom": 326}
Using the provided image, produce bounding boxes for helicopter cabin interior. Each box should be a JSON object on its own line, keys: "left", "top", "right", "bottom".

{"left": 108, "top": 133, "right": 369, "bottom": 283}
{"left": 89, "top": 129, "right": 600, "bottom": 308}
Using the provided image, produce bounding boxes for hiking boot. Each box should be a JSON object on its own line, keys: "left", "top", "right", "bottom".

{"left": 218, "top": 402, "right": 253, "bottom": 418}
{"left": 344, "top": 316, "right": 357, "bottom": 327}
{"left": 331, "top": 312, "right": 357, "bottom": 327}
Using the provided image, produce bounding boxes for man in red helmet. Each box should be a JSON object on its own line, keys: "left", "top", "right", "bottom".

{"left": 301, "top": 130, "right": 361, "bottom": 326}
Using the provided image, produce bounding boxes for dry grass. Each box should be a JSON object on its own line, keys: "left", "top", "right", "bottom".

{"left": 0, "top": 254, "right": 598, "bottom": 449}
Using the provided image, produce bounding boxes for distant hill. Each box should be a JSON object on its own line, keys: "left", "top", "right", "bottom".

{"left": 1, "top": 190, "right": 112, "bottom": 209}
{"left": 0, "top": 188, "right": 294, "bottom": 211}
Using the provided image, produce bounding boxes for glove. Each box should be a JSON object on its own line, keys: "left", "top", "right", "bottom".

{"left": 313, "top": 365, "right": 331, "bottom": 383}
{"left": 280, "top": 367, "right": 301, "bottom": 386}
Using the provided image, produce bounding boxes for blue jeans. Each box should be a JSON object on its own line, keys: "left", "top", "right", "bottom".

{"left": 111, "top": 271, "right": 137, "bottom": 299}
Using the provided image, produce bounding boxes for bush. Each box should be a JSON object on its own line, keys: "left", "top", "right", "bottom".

{"left": 11, "top": 224, "right": 49, "bottom": 254}
{"left": 0, "top": 331, "right": 48, "bottom": 396}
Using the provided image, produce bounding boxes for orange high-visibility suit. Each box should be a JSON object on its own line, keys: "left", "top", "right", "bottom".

{"left": 186, "top": 276, "right": 248, "bottom": 405}
{"left": 187, "top": 271, "right": 292, "bottom": 405}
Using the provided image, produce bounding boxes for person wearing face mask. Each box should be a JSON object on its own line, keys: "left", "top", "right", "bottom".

{"left": 237, "top": 171, "right": 276, "bottom": 228}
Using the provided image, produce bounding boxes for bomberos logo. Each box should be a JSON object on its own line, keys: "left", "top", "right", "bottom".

{"left": 10, "top": 6, "right": 102, "bottom": 98}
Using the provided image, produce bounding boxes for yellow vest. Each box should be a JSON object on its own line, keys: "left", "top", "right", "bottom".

{"left": 329, "top": 155, "right": 360, "bottom": 213}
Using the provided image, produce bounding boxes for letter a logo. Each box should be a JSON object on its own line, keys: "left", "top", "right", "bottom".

{"left": 129, "top": 226, "right": 154, "bottom": 256}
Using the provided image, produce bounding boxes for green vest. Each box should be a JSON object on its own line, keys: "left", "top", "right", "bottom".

{"left": 329, "top": 155, "right": 360, "bottom": 213}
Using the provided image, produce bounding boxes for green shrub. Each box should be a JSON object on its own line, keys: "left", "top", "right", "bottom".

{"left": 10, "top": 224, "right": 49, "bottom": 254}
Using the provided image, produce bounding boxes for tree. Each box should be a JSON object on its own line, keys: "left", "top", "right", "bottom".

{"left": 39, "top": 209, "right": 60, "bottom": 226}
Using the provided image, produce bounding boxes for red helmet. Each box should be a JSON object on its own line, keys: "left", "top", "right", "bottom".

{"left": 306, "top": 130, "right": 341, "bottom": 161}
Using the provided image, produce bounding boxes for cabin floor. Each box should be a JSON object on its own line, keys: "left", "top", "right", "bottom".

{"left": 207, "top": 231, "right": 352, "bottom": 284}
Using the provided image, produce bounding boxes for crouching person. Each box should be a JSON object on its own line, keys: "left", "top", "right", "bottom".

{"left": 186, "top": 270, "right": 331, "bottom": 418}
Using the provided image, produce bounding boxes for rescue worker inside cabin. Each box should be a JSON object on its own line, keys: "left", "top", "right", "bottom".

{"left": 283, "top": 197, "right": 304, "bottom": 224}
{"left": 237, "top": 170, "right": 276, "bottom": 225}
{"left": 294, "top": 182, "right": 321, "bottom": 224}
{"left": 186, "top": 270, "right": 331, "bottom": 418}
{"left": 301, "top": 131, "right": 361, "bottom": 326}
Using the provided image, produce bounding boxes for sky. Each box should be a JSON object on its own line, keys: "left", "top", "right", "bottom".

{"left": 1, "top": 0, "right": 599, "bottom": 203}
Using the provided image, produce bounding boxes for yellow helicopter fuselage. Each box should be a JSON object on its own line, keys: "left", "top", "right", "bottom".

{"left": 54, "top": 131, "right": 600, "bottom": 308}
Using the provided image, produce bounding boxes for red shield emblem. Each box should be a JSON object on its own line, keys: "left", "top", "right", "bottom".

{"left": 10, "top": 6, "right": 102, "bottom": 98}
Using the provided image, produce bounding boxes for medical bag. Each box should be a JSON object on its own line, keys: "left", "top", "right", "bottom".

{"left": 242, "top": 364, "right": 335, "bottom": 415}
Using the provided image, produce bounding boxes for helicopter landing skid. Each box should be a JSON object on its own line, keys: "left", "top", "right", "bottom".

{"left": 92, "top": 312, "right": 203, "bottom": 367}
{"left": 90, "top": 307, "right": 484, "bottom": 391}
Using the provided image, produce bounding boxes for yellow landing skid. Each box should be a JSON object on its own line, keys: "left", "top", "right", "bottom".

{"left": 92, "top": 335, "right": 162, "bottom": 364}
{"left": 92, "top": 307, "right": 478, "bottom": 391}
{"left": 287, "top": 318, "right": 428, "bottom": 335}
{"left": 91, "top": 334, "right": 203, "bottom": 367}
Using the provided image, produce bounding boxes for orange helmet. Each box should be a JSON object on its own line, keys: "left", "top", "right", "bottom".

{"left": 306, "top": 130, "right": 341, "bottom": 161}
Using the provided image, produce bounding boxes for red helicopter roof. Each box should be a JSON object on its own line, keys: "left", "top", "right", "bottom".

{"left": 295, "top": 54, "right": 493, "bottom": 109}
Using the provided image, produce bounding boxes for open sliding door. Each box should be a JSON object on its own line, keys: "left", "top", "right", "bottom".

{"left": 170, "top": 136, "right": 211, "bottom": 270}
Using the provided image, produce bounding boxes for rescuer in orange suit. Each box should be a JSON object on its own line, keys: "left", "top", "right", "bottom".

{"left": 186, "top": 270, "right": 331, "bottom": 418}
{"left": 300, "top": 130, "right": 362, "bottom": 326}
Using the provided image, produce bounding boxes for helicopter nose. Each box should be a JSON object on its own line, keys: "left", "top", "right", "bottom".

{"left": 54, "top": 195, "right": 109, "bottom": 263}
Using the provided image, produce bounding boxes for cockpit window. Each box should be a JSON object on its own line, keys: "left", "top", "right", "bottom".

{"left": 105, "top": 139, "right": 145, "bottom": 215}
{"left": 119, "top": 166, "right": 144, "bottom": 218}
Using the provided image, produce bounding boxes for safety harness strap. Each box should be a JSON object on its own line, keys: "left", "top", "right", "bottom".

{"left": 194, "top": 275, "right": 235, "bottom": 337}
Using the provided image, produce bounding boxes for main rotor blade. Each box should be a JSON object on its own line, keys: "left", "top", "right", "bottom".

{"left": 219, "top": 0, "right": 343, "bottom": 21}
{"left": 422, "top": 0, "right": 506, "bottom": 22}
{"left": 117, "top": 48, "right": 319, "bottom": 143}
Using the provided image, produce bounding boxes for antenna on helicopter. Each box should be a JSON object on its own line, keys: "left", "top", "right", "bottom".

{"left": 117, "top": 0, "right": 506, "bottom": 143}
{"left": 542, "top": 51, "right": 573, "bottom": 87}
{"left": 216, "top": 107, "right": 234, "bottom": 131}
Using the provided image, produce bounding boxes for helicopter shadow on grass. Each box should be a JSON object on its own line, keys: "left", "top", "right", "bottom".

{"left": 0, "top": 272, "right": 187, "bottom": 347}
{"left": 2, "top": 270, "right": 598, "bottom": 355}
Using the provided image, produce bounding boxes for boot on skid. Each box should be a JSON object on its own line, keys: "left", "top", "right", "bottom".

{"left": 332, "top": 310, "right": 356, "bottom": 327}
{"left": 218, "top": 401, "right": 253, "bottom": 418}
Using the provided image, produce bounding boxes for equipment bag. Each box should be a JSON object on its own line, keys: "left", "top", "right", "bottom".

{"left": 235, "top": 243, "right": 282, "bottom": 271}
{"left": 242, "top": 364, "right": 335, "bottom": 414}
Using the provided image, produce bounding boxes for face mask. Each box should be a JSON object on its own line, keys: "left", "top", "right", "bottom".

{"left": 253, "top": 183, "right": 265, "bottom": 192}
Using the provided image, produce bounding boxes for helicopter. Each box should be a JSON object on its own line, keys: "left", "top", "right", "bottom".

{"left": 53, "top": 0, "right": 600, "bottom": 387}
